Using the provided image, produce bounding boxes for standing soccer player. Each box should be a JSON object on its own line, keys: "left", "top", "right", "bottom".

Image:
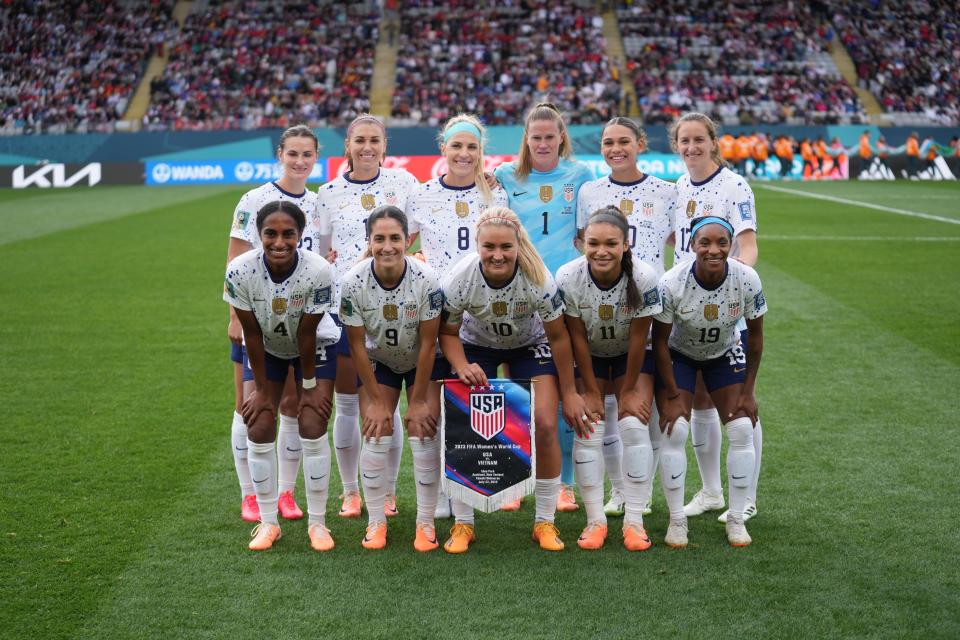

{"left": 494, "top": 102, "right": 594, "bottom": 513}
{"left": 653, "top": 216, "right": 766, "bottom": 548}
{"left": 224, "top": 201, "right": 336, "bottom": 551}
{"left": 226, "top": 125, "right": 332, "bottom": 524}
{"left": 576, "top": 117, "right": 677, "bottom": 519}
{"left": 339, "top": 207, "right": 446, "bottom": 551}
{"left": 668, "top": 112, "right": 763, "bottom": 525}
{"left": 439, "top": 208, "right": 594, "bottom": 553}
{"left": 318, "top": 114, "right": 419, "bottom": 520}
{"left": 557, "top": 207, "right": 661, "bottom": 550}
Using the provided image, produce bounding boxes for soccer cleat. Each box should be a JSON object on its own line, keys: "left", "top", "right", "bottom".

{"left": 308, "top": 523, "right": 335, "bottom": 552}
{"left": 435, "top": 493, "right": 452, "bottom": 519}
{"left": 683, "top": 490, "right": 725, "bottom": 517}
{"left": 622, "top": 523, "right": 652, "bottom": 551}
{"left": 532, "top": 521, "right": 565, "bottom": 552}
{"left": 718, "top": 500, "right": 757, "bottom": 523}
{"left": 278, "top": 491, "right": 304, "bottom": 520}
{"left": 664, "top": 517, "right": 688, "bottom": 549}
{"left": 603, "top": 489, "right": 625, "bottom": 517}
{"left": 640, "top": 500, "right": 653, "bottom": 516}
{"left": 248, "top": 522, "right": 282, "bottom": 551}
{"left": 443, "top": 523, "right": 476, "bottom": 554}
{"left": 576, "top": 523, "right": 608, "bottom": 550}
{"left": 500, "top": 497, "right": 522, "bottom": 512}
{"left": 241, "top": 494, "right": 260, "bottom": 522}
{"left": 384, "top": 494, "right": 399, "bottom": 518}
{"left": 361, "top": 522, "right": 388, "bottom": 550}
{"left": 557, "top": 485, "right": 579, "bottom": 512}
{"left": 726, "top": 515, "right": 752, "bottom": 547}
{"left": 338, "top": 492, "right": 363, "bottom": 518}
{"left": 414, "top": 523, "right": 440, "bottom": 552}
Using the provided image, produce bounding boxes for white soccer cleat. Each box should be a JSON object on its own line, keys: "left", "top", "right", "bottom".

{"left": 664, "top": 517, "right": 688, "bottom": 549}
{"left": 641, "top": 500, "right": 652, "bottom": 516}
{"left": 683, "top": 490, "right": 725, "bottom": 517}
{"left": 726, "top": 515, "right": 752, "bottom": 547}
{"left": 718, "top": 500, "right": 757, "bottom": 523}
{"left": 603, "top": 489, "right": 625, "bottom": 517}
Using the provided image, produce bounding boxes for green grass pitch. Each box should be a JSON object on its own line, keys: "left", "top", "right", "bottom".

{"left": 1, "top": 181, "right": 958, "bottom": 639}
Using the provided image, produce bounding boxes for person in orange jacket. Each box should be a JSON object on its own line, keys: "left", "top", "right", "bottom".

{"left": 750, "top": 132, "right": 769, "bottom": 178}
{"left": 905, "top": 132, "right": 920, "bottom": 178}
{"left": 734, "top": 133, "right": 752, "bottom": 176}
{"left": 774, "top": 135, "right": 794, "bottom": 179}
{"left": 800, "top": 138, "right": 820, "bottom": 180}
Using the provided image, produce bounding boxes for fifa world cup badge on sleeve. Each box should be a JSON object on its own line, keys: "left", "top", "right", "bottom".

{"left": 441, "top": 379, "right": 535, "bottom": 512}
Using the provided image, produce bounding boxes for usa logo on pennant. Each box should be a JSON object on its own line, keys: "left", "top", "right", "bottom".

{"left": 470, "top": 392, "right": 505, "bottom": 440}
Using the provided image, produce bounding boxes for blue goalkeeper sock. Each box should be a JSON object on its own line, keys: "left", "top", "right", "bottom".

{"left": 557, "top": 405, "right": 575, "bottom": 486}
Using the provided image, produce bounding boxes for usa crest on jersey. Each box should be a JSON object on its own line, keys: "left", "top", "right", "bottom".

{"left": 470, "top": 391, "right": 505, "bottom": 440}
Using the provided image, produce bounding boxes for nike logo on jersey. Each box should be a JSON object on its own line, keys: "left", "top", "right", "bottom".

{"left": 512, "top": 190, "right": 528, "bottom": 197}
{"left": 671, "top": 473, "right": 684, "bottom": 480}
{"left": 733, "top": 367, "right": 746, "bottom": 373}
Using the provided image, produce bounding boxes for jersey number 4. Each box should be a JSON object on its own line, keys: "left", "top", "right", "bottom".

{"left": 274, "top": 322, "right": 289, "bottom": 337}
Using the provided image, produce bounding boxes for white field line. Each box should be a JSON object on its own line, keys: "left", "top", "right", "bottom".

{"left": 761, "top": 235, "right": 960, "bottom": 241}
{"left": 756, "top": 184, "right": 960, "bottom": 225}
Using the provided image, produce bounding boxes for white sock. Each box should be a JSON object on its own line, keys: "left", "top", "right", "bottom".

{"left": 643, "top": 403, "right": 662, "bottom": 504}
{"left": 602, "top": 394, "right": 624, "bottom": 492}
{"left": 452, "top": 498, "right": 475, "bottom": 525}
{"left": 619, "top": 417, "right": 651, "bottom": 526}
{"left": 659, "top": 417, "right": 689, "bottom": 520}
{"left": 534, "top": 476, "right": 561, "bottom": 523}
{"left": 691, "top": 408, "right": 722, "bottom": 495}
{"left": 409, "top": 436, "right": 440, "bottom": 526}
{"left": 301, "top": 435, "right": 331, "bottom": 527}
{"left": 386, "top": 407, "right": 403, "bottom": 495}
{"left": 360, "top": 436, "right": 392, "bottom": 525}
{"left": 247, "top": 439, "right": 279, "bottom": 525}
{"left": 750, "top": 420, "right": 763, "bottom": 503}
{"left": 231, "top": 411, "right": 253, "bottom": 497}
{"left": 277, "top": 414, "right": 301, "bottom": 494}
{"left": 726, "top": 417, "right": 756, "bottom": 520}
{"left": 574, "top": 421, "right": 606, "bottom": 525}
{"left": 333, "top": 393, "right": 360, "bottom": 494}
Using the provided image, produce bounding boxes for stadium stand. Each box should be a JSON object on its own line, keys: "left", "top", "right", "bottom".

{"left": 144, "top": 0, "right": 380, "bottom": 130}
{"left": 0, "top": 0, "right": 175, "bottom": 135}
{"left": 616, "top": 0, "right": 867, "bottom": 126}
{"left": 831, "top": 0, "right": 958, "bottom": 126}
{"left": 389, "top": 0, "right": 623, "bottom": 126}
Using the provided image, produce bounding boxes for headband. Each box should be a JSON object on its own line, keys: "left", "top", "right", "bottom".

{"left": 346, "top": 115, "right": 385, "bottom": 138}
{"left": 443, "top": 121, "right": 483, "bottom": 143}
{"left": 587, "top": 211, "right": 628, "bottom": 229}
{"left": 690, "top": 216, "right": 735, "bottom": 238}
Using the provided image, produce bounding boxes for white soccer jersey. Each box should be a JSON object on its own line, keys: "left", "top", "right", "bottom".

{"left": 577, "top": 174, "right": 677, "bottom": 276}
{"left": 317, "top": 168, "right": 420, "bottom": 292}
{"left": 556, "top": 256, "right": 661, "bottom": 358}
{"left": 229, "top": 181, "right": 322, "bottom": 253}
{"left": 224, "top": 250, "right": 334, "bottom": 359}
{"left": 407, "top": 177, "right": 509, "bottom": 273}
{"left": 655, "top": 259, "right": 767, "bottom": 360}
{"left": 442, "top": 254, "right": 565, "bottom": 349}
{"left": 339, "top": 256, "right": 443, "bottom": 373}
{"left": 671, "top": 167, "right": 757, "bottom": 263}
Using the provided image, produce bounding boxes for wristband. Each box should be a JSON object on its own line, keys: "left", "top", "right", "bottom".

{"left": 301, "top": 377, "right": 317, "bottom": 390}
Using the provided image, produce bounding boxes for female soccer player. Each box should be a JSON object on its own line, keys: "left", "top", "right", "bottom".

{"left": 557, "top": 207, "right": 661, "bottom": 550}
{"left": 407, "top": 114, "right": 508, "bottom": 518}
{"left": 668, "top": 112, "right": 762, "bottom": 525}
{"left": 576, "top": 116, "right": 677, "bottom": 518}
{"left": 226, "top": 125, "right": 330, "bottom": 523}
{"left": 652, "top": 216, "right": 766, "bottom": 548}
{"left": 439, "top": 207, "right": 594, "bottom": 553}
{"left": 494, "top": 102, "right": 594, "bottom": 512}
{"left": 224, "top": 201, "right": 336, "bottom": 551}
{"left": 318, "top": 114, "right": 419, "bottom": 520}
{"left": 339, "top": 207, "right": 445, "bottom": 551}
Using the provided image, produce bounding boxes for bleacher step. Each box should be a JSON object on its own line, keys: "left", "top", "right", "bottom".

{"left": 828, "top": 25, "right": 884, "bottom": 119}
{"left": 370, "top": 15, "right": 400, "bottom": 119}
{"left": 599, "top": 3, "right": 639, "bottom": 118}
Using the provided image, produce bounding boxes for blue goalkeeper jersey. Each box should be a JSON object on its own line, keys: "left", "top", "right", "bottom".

{"left": 495, "top": 158, "right": 594, "bottom": 274}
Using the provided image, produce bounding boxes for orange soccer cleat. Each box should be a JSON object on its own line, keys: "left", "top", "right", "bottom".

{"left": 532, "top": 521, "right": 565, "bottom": 552}
{"left": 443, "top": 523, "right": 476, "bottom": 554}
{"left": 557, "top": 485, "right": 579, "bottom": 512}
{"left": 576, "top": 523, "right": 608, "bottom": 550}
{"left": 248, "top": 522, "right": 282, "bottom": 551}
{"left": 308, "top": 523, "right": 335, "bottom": 552}
{"left": 414, "top": 523, "right": 440, "bottom": 552}
{"left": 278, "top": 491, "right": 303, "bottom": 520}
{"left": 622, "top": 523, "right": 652, "bottom": 552}
{"left": 384, "top": 494, "right": 399, "bottom": 518}
{"left": 500, "top": 497, "right": 522, "bottom": 512}
{"left": 338, "top": 492, "right": 363, "bottom": 518}
{"left": 361, "top": 522, "right": 388, "bottom": 550}
{"left": 241, "top": 494, "right": 260, "bottom": 522}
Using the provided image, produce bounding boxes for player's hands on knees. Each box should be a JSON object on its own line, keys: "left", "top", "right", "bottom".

{"left": 228, "top": 317, "right": 244, "bottom": 345}
{"left": 241, "top": 389, "right": 275, "bottom": 427}
{"left": 299, "top": 386, "right": 331, "bottom": 425}
{"left": 562, "top": 391, "right": 598, "bottom": 439}
{"left": 659, "top": 395, "right": 687, "bottom": 436}
{"left": 361, "top": 401, "right": 394, "bottom": 442}
{"left": 619, "top": 388, "right": 651, "bottom": 424}
{"left": 405, "top": 400, "right": 438, "bottom": 439}
{"left": 583, "top": 390, "right": 604, "bottom": 424}
{"left": 457, "top": 363, "right": 488, "bottom": 388}
{"left": 731, "top": 392, "right": 759, "bottom": 426}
